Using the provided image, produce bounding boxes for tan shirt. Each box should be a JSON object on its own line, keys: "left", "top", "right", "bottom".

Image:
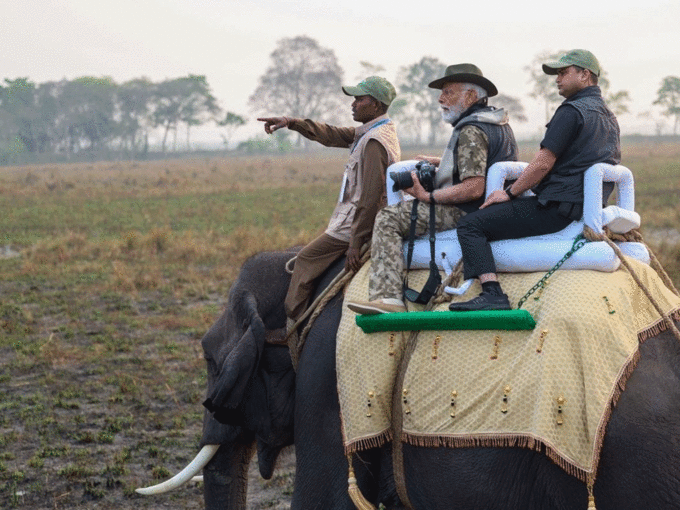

{"left": 288, "top": 115, "right": 401, "bottom": 249}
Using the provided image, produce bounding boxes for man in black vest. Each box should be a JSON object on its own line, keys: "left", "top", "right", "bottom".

{"left": 450, "top": 49, "right": 621, "bottom": 311}
{"left": 348, "top": 64, "right": 518, "bottom": 315}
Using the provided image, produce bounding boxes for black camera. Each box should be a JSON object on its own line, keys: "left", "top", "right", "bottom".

{"left": 390, "top": 161, "right": 437, "bottom": 193}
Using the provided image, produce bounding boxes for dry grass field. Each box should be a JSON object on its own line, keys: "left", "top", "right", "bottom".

{"left": 0, "top": 141, "right": 678, "bottom": 509}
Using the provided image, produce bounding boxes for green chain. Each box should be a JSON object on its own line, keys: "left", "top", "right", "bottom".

{"left": 517, "top": 234, "right": 588, "bottom": 309}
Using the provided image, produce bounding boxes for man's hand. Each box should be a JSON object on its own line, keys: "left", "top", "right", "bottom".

{"left": 480, "top": 189, "right": 510, "bottom": 209}
{"left": 404, "top": 172, "right": 429, "bottom": 202}
{"left": 257, "top": 117, "right": 289, "bottom": 134}
{"left": 345, "top": 247, "right": 362, "bottom": 272}
{"left": 415, "top": 155, "right": 441, "bottom": 166}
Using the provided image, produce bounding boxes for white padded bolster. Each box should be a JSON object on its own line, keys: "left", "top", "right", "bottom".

{"left": 602, "top": 206, "right": 640, "bottom": 235}
{"left": 386, "top": 160, "right": 419, "bottom": 206}
{"left": 582, "top": 163, "right": 637, "bottom": 234}
{"left": 485, "top": 161, "right": 531, "bottom": 198}
{"left": 394, "top": 161, "right": 646, "bottom": 273}
{"left": 486, "top": 161, "right": 640, "bottom": 234}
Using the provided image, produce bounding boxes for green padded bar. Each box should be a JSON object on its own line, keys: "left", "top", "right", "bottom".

{"left": 355, "top": 309, "right": 536, "bottom": 333}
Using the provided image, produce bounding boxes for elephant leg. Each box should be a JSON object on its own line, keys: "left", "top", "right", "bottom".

{"left": 377, "top": 443, "right": 405, "bottom": 509}
{"left": 292, "top": 330, "right": 353, "bottom": 506}
{"left": 203, "top": 438, "right": 255, "bottom": 510}
{"left": 293, "top": 295, "right": 384, "bottom": 509}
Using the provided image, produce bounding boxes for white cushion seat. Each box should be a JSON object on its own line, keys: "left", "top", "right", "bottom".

{"left": 389, "top": 160, "right": 648, "bottom": 274}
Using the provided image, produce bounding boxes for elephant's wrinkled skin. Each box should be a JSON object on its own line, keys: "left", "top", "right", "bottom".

{"left": 201, "top": 250, "right": 680, "bottom": 509}
{"left": 200, "top": 249, "right": 299, "bottom": 509}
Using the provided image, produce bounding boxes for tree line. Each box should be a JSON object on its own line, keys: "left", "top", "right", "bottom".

{"left": 0, "top": 74, "right": 230, "bottom": 164}
{"left": 2, "top": 36, "right": 679, "bottom": 164}
{"left": 249, "top": 37, "right": 680, "bottom": 148}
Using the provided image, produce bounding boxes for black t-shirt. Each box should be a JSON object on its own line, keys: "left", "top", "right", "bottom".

{"left": 540, "top": 105, "right": 582, "bottom": 158}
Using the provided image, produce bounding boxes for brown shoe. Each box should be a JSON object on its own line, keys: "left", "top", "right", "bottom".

{"left": 347, "top": 299, "right": 406, "bottom": 315}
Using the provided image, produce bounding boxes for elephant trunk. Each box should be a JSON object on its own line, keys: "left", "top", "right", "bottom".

{"left": 203, "top": 440, "right": 256, "bottom": 510}
{"left": 135, "top": 444, "right": 220, "bottom": 495}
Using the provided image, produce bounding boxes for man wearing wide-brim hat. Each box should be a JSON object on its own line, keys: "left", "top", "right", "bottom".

{"left": 258, "top": 77, "right": 401, "bottom": 330}
{"left": 450, "top": 49, "right": 621, "bottom": 312}
{"left": 427, "top": 63, "right": 499, "bottom": 95}
{"left": 348, "top": 63, "right": 518, "bottom": 316}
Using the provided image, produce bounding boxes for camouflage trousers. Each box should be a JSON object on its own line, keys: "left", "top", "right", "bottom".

{"left": 368, "top": 200, "right": 465, "bottom": 301}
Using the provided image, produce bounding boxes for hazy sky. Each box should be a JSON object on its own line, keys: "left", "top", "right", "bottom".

{"left": 4, "top": 0, "right": 680, "bottom": 144}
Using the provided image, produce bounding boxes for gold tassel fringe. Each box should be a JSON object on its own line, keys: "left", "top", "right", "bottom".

{"left": 637, "top": 309, "right": 680, "bottom": 343}
{"left": 343, "top": 429, "right": 393, "bottom": 456}
{"left": 347, "top": 454, "right": 376, "bottom": 510}
{"left": 587, "top": 482, "right": 597, "bottom": 509}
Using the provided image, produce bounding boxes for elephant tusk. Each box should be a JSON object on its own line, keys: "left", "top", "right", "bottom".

{"left": 135, "top": 444, "right": 219, "bottom": 495}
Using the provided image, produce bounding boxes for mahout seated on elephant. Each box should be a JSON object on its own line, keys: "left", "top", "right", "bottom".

{"left": 138, "top": 248, "right": 680, "bottom": 509}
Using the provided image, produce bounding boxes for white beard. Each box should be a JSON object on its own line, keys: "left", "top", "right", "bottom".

{"left": 441, "top": 103, "right": 465, "bottom": 124}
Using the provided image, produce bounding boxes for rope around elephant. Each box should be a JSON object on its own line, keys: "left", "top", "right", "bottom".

{"left": 285, "top": 244, "right": 371, "bottom": 369}
{"left": 582, "top": 226, "right": 680, "bottom": 343}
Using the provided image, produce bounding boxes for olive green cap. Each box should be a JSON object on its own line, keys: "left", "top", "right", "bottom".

{"left": 342, "top": 76, "right": 397, "bottom": 106}
{"left": 427, "top": 63, "right": 498, "bottom": 97}
{"left": 542, "top": 49, "right": 601, "bottom": 77}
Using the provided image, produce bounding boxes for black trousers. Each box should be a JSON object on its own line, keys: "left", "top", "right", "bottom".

{"left": 456, "top": 197, "right": 574, "bottom": 280}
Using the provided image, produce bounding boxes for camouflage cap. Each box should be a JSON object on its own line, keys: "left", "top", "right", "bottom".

{"left": 542, "top": 49, "right": 601, "bottom": 77}
{"left": 342, "top": 76, "right": 397, "bottom": 106}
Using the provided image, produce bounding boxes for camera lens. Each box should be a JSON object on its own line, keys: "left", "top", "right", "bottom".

{"left": 390, "top": 171, "right": 414, "bottom": 192}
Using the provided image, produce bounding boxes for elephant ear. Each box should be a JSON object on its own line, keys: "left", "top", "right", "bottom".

{"left": 255, "top": 344, "right": 295, "bottom": 479}
{"left": 203, "top": 292, "right": 265, "bottom": 424}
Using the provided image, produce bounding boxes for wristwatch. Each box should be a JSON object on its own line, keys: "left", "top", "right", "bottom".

{"left": 504, "top": 185, "right": 517, "bottom": 200}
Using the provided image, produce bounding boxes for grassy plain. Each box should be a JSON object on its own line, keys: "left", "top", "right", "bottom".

{"left": 0, "top": 141, "right": 679, "bottom": 509}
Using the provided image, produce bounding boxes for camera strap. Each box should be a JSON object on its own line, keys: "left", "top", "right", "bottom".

{"left": 403, "top": 199, "right": 441, "bottom": 304}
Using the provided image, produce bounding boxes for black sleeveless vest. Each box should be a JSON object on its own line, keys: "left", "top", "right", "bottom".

{"left": 534, "top": 86, "right": 620, "bottom": 204}
{"left": 451, "top": 107, "right": 519, "bottom": 213}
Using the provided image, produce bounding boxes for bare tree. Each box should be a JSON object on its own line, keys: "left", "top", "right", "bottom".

{"left": 525, "top": 50, "right": 564, "bottom": 124}
{"left": 249, "top": 35, "right": 345, "bottom": 135}
{"left": 654, "top": 76, "right": 680, "bottom": 135}
{"left": 395, "top": 56, "right": 447, "bottom": 146}
{"left": 218, "top": 112, "right": 247, "bottom": 150}
{"left": 153, "top": 75, "right": 220, "bottom": 153}
{"left": 59, "top": 77, "right": 117, "bottom": 155}
{"left": 490, "top": 94, "right": 527, "bottom": 123}
{"left": 356, "top": 61, "right": 386, "bottom": 81}
{"left": 0, "top": 78, "right": 44, "bottom": 157}
{"left": 386, "top": 97, "right": 420, "bottom": 144}
{"left": 117, "top": 77, "right": 154, "bottom": 156}
{"left": 598, "top": 73, "right": 631, "bottom": 116}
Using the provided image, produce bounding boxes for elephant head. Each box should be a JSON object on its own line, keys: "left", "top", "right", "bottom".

{"left": 136, "top": 249, "right": 299, "bottom": 508}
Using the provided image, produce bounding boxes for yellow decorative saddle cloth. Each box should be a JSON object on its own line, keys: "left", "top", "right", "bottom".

{"left": 336, "top": 258, "right": 680, "bottom": 481}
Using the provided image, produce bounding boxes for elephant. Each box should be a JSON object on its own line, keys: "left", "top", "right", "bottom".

{"left": 139, "top": 249, "right": 680, "bottom": 510}
{"left": 135, "top": 248, "right": 299, "bottom": 507}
